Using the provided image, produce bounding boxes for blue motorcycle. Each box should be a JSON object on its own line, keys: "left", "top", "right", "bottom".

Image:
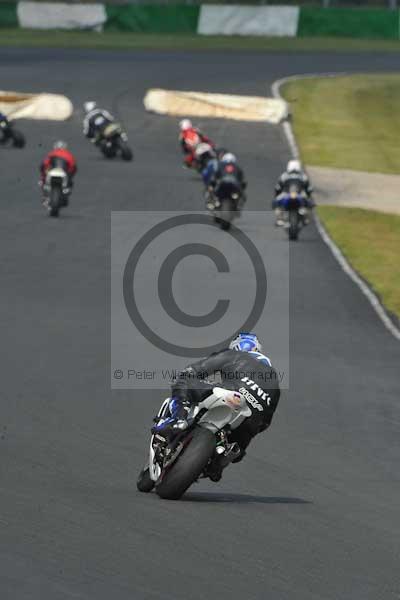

{"left": 276, "top": 184, "right": 309, "bottom": 241}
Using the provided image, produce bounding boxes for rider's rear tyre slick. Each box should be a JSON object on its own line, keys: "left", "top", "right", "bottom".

{"left": 119, "top": 140, "right": 133, "bottom": 161}
{"left": 102, "top": 143, "right": 117, "bottom": 159}
{"left": 49, "top": 185, "right": 61, "bottom": 217}
{"left": 220, "top": 220, "right": 231, "bottom": 231}
{"left": 156, "top": 427, "right": 215, "bottom": 500}
{"left": 288, "top": 209, "right": 299, "bottom": 241}
{"left": 11, "top": 129, "right": 25, "bottom": 148}
{"left": 137, "top": 467, "right": 155, "bottom": 493}
{"left": 219, "top": 198, "right": 233, "bottom": 230}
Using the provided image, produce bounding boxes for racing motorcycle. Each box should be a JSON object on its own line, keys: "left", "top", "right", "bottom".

{"left": 276, "top": 183, "right": 309, "bottom": 241}
{"left": 42, "top": 158, "right": 71, "bottom": 217}
{"left": 210, "top": 177, "right": 242, "bottom": 230}
{"left": 137, "top": 387, "right": 251, "bottom": 500}
{"left": 0, "top": 119, "right": 26, "bottom": 148}
{"left": 98, "top": 123, "right": 133, "bottom": 161}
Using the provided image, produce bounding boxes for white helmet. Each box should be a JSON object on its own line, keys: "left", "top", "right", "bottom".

{"left": 179, "top": 119, "right": 192, "bottom": 131}
{"left": 53, "top": 140, "right": 67, "bottom": 150}
{"left": 287, "top": 159, "right": 301, "bottom": 173}
{"left": 221, "top": 152, "right": 236, "bottom": 164}
{"left": 84, "top": 101, "right": 97, "bottom": 113}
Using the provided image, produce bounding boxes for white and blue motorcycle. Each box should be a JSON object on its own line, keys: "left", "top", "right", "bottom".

{"left": 137, "top": 388, "right": 251, "bottom": 500}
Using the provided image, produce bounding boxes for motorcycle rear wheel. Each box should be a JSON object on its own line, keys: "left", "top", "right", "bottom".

{"left": 48, "top": 185, "right": 61, "bottom": 217}
{"left": 156, "top": 427, "right": 215, "bottom": 500}
{"left": 288, "top": 209, "right": 299, "bottom": 241}
{"left": 101, "top": 142, "right": 117, "bottom": 159}
{"left": 219, "top": 198, "right": 234, "bottom": 230}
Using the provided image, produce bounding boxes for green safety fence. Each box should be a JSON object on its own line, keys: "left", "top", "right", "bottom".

{"left": 105, "top": 5, "right": 200, "bottom": 33}
{"left": 0, "top": 2, "right": 18, "bottom": 28}
{"left": 0, "top": 2, "right": 399, "bottom": 40}
{"left": 298, "top": 7, "right": 399, "bottom": 40}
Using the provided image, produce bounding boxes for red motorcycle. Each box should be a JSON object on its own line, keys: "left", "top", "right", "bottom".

{"left": 181, "top": 128, "right": 215, "bottom": 169}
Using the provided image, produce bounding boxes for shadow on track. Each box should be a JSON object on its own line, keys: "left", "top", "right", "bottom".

{"left": 182, "top": 492, "right": 312, "bottom": 505}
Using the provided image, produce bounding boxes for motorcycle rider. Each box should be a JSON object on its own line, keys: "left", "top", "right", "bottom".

{"left": 207, "top": 152, "right": 247, "bottom": 211}
{"left": 201, "top": 147, "right": 221, "bottom": 209}
{"left": 83, "top": 101, "right": 116, "bottom": 143}
{"left": 201, "top": 147, "right": 227, "bottom": 187}
{"left": 195, "top": 142, "right": 216, "bottom": 176}
{"left": 152, "top": 333, "right": 280, "bottom": 481}
{"left": 273, "top": 159, "right": 314, "bottom": 226}
{"left": 0, "top": 111, "right": 11, "bottom": 142}
{"left": 39, "top": 141, "right": 77, "bottom": 202}
{"left": 179, "top": 118, "right": 213, "bottom": 168}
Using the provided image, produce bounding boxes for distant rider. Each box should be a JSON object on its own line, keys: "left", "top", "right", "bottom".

{"left": 207, "top": 152, "right": 247, "bottom": 210}
{"left": 152, "top": 333, "right": 280, "bottom": 481}
{"left": 179, "top": 118, "right": 213, "bottom": 168}
{"left": 83, "top": 101, "right": 115, "bottom": 143}
{"left": 0, "top": 111, "right": 11, "bottom": 141}
{"left": 0, "top": 111, "right": 9, "bottom": 125}
{"left": 195, "top": 142, "right": 216, "bottom": 177}
{"left": 274, "top": 159, "right": 314, "bottom": 226}
{"left": 39, "top": 141, "right": 77, "bottom": 200}
{"left": 201, "top": 147, "right": 227, "bottom": 188}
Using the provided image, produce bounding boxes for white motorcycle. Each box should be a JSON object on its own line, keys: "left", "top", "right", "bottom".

{"left": 99, "top": 123, "right": 133, "bottom": 161}
{"left": 43, "top": 160, "right": 71, "bottom": 217}
{"left": 137, "top": 387, "right": 251, "bottom": 500}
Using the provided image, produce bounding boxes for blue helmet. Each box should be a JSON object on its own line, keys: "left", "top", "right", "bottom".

{"left": 229, "top": 332, "right": 262, "bottom": 353}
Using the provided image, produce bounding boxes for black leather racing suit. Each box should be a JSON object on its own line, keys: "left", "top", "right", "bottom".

{"left": 171, "top": 349, "right": 280, "bottom": 456}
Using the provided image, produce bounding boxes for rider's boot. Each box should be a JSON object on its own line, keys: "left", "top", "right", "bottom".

{"left": 208, "top": 442, "right": 241, "bottom": 482}
{"left": 274, "top": 208, "right": 284, "bottom": 227}
{"left": 205, "top": 188, "right": 216, "bottom": 211}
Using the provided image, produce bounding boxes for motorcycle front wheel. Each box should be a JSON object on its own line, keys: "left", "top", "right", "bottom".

{"left": 137, "top": 467, "right": 155, "bottom": 493}
{"left": 156, "top": 427, "right": 215, "bottom": 500}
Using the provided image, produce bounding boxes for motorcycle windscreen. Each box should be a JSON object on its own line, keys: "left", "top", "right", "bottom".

{"left": 50, "top": 157, "right": 68, "bottom": 171}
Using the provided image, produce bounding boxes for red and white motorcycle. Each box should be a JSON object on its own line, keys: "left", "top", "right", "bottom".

{"left": 42, "top": 159, "right": 71, "bottom": 217}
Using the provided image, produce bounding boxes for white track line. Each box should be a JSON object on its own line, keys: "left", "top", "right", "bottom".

{"left": 272, "top": 73, "right": 400, "bottom": 342}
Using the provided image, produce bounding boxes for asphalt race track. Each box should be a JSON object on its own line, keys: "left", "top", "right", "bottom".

{"left": 1, "top": 48, "right": 400, "bottom": 600}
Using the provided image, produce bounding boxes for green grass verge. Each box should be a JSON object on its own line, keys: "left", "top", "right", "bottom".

{"left": 282, "top": 74, "right": 400, "bottom": 175}
{"left": 1, "top": 29, "right": 400, "bottom": 52}
{"left": 318, "top": 206, "right": 400, "bottom": 320}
